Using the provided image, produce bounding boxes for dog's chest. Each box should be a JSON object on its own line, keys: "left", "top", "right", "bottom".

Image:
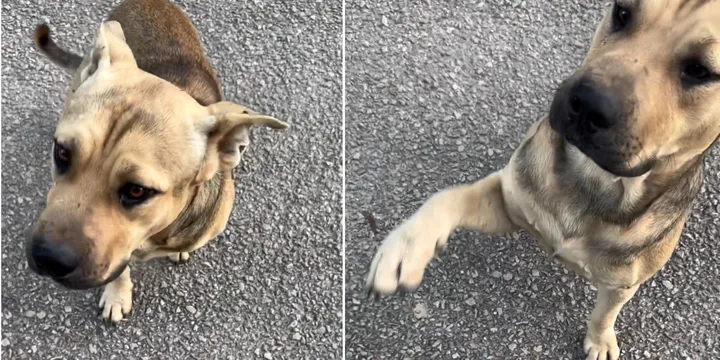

{"left": 504, "top": 182, "right": 595, "bottom": 280}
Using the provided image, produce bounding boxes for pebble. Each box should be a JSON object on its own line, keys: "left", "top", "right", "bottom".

{"left": 503, "top": 273, "right": 513, "bottom": 281}
{"left": 413, "top": 303, "right": 429, "bottom": 319}
{"left": 491, "top": 271, "right": 502, "bottom": 278}
{"left": 464, "top": 298, "right": 476, "bottom": 306}
{"left": 36, "top": 311, "right": 46, "bottom": 319}
{"left": 263, "top": 352, "right": 272, "bottom": 360}
{"left": 186, "top": 305, "right": 197, "bottom": 314}
{"left": 24, "top": 310, "right": 35, "bottom": 318}
{"left": 662, "top": 280, "right": 674, "bottom": 290}
{"left": 508, "top": 344, "right": 517, "bottom": 351}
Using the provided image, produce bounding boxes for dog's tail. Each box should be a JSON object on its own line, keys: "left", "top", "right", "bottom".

{"left": 34, "top": 24, "right": 83, "bottom": 72}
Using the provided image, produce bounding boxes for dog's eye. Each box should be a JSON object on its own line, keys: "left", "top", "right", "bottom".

{"left": 53, "top": 141, "right": 71, "bottom": 174}
{"left": 612, "top": 3, "right": 632, "bottom": 32}
{"left": 682, "top": 61, "right": 716, "bottom": 85}
{"left": 119, "top": 183, "right": 157, "bottom": 208}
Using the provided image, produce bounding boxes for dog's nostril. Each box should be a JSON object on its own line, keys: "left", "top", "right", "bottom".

{"left": 31, "top": 242, "right": 79, "bottom": 279}
{"left": 569, "top": 96, "right": 582, "bottom": 114}
{"left": 587, "top": 110, "right": 611, "bottom": 129}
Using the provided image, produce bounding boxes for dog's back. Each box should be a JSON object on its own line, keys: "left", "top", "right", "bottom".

{"left": 108, "top": 0, "right": 222, "bottom": 105}
{"left": 35, "top": 0, "right": 222, "bottom": 106}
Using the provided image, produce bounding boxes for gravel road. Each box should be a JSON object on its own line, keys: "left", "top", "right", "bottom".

{"left": 1, "top": 0, "right": 342, "bottom": 359}
{"left": 345, "top": 1, "right": 720, "bottom": 359}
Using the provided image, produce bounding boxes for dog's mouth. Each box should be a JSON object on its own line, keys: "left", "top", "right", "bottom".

{"left": 559, "top": 128, "right": 656, "bottom": 178}
{"left": 28, "top": 254, "right": 129, "bottom": 290}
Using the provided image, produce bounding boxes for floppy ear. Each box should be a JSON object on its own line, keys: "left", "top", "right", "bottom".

{"left": 68, "top": 21, "right": 136, "bottom": 93}
{"left": 193, "top": 101, "right": 289, "bottom": 183}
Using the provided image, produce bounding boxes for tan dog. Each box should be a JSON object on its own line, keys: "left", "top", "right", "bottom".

{"left": 28, "top": 0, "right": 288, "bottom": 323}
{"left": 366, "top": 1, "right": 720, "bottom": 359}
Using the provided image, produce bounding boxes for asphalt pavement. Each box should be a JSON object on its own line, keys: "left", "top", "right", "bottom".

{"left": 1, "top": 0, "right": 342, "bottom": 359}
{"left": 345, "top": 1, "right": 720, "bottom": 359}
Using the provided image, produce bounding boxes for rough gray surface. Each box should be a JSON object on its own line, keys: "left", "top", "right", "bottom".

{"left": 346, "top": 1, "right": 720, "bottom": 359}
{"left": 1, "top": 0, "right": 341, "bottom": 359}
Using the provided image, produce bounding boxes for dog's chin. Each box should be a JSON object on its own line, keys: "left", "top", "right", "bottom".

{"left": 564, "top": 138, "right": 655, "bottom": 178}
{"left": 50, "top": 261, "right": 129, "bottom": 290}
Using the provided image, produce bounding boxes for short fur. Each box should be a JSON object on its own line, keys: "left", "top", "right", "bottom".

{"left": 366, "top": 1, "right": 720, "bottom": 359}
{"left": 28, "top": 0, "right": 288, "bottom": 323}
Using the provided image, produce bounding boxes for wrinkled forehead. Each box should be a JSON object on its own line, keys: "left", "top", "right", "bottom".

{"left": 630, "top": 0, "right": 720, "bottom": 29}
{"left": 610, "top": 1, "right": 720, "bottom": 59}
{"left": 54, "top": 76, "right": 208, "bottom": 177}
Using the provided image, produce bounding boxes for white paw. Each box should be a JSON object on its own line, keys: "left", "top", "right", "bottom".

{"left": 168, "top": 252, "right": 190, "bottom": 263}
{"left": 99, "top": 280, "right": 133, "bottom": 323}
{"left": 366, "top": 217, "right": 450, "bottom": 295}
{"left": 584, "top": 328, "right": 620, "bottom": 360}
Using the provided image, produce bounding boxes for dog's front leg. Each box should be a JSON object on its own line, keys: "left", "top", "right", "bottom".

{"left": 99, "top": 267, "right": 133, "bottom": 323}
{"left": 584, "top": 283, "right": 639, "bottom": 360}
{"left": 366, "top": 171, "right": 519, "bottom": 294}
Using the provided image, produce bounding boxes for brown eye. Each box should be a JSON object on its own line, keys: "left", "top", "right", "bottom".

{"left": 53, "top": 141, "right": 71, "bottom": 174}
{"left": 128, "top": 185, "right": 145, "bottom": 198}
{"left": 683, "top": 62, "right": 711, "bottom": 81}
{"left": 119, "top": 183, "right": 157, "bottom": 208}
{"left": 613, "top": 3, "right": 632, "bottom": 32}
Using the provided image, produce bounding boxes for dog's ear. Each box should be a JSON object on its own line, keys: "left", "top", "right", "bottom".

{"left": 69, "top": 21, "right": 136, "bottom": 92}
{"left": 193, "top": 101, "right": 289, "bottom": 183}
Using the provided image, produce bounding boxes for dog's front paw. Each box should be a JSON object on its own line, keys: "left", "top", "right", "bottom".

{"left": 168, "top": 252, "right": 190, "bottom": 264}
{"left": 99, "top": 278, "right": 133, "bottom": 323}
{"left": 584, "top": 328, "right": 620, "bottom": 360}
{"left": 365, "top": 218, "right": 450, "bottom": 296}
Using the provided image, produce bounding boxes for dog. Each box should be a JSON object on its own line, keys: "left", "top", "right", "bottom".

{"left": 28, "top": 0, "right": 288, "bottom": 323}
{"left": 365, "top": 1, "right": 720, "bottom": 359}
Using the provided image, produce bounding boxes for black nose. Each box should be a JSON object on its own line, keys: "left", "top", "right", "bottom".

{"left": 567, "top": 81, "right": 620, "bottom": 132}
{"left": 30, "top": 237, "right": 79, "bottom": 279}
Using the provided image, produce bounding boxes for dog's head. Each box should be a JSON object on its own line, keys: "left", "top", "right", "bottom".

{"left": 27, "top": 22, "right": 288, "bottom": 289}
{"left": 550, "top": 0, "right": 720, "bottom": 177}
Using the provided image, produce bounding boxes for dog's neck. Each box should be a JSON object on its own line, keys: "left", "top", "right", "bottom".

{"left": 554, "top": 133, "right": 705, "bottom": 227}
{"left": 146, "top": 172, "right": 227, "bottom": 252}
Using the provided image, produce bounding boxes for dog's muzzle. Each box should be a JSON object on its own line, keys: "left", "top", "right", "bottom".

{"left": 549, "top": 77, "right": 653, "bottom": 177}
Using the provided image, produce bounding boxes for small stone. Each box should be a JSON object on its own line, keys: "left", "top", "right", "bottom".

{"left": 491, "top": 271, "right": 502, "bottom": 278}
{"left": 292, "top": 333, "right": 301, "bottom": 341}
{"left": 263, "top": 353, "right": 272, "bottom": 360}
{"left": 36, "top": 311, "right": 46, "bottom": 319}
{"left": 64, "top": 306, "right": 72, "bottom": 313}
{"left": 503, "top": 273, "right": 513, "bottom": 281}
{"left": 508, "top": 344, "right": 516, "bottom": 351}
{"left": 89, "top": 344, "right": 97, "bottom": 354}
{"left": 1, "top": 339, "right": 9, "bottom": 346}
{"left": 451, "top": 353, "right": 459, "bottom": 359}
{"left": 662, "top": 280, "right": 674, "bottom": 290}
{"left": 531, "top": 270, "right": 540, "bottom": 277}
{"left": 465, "top": 298, "right": 476, "bottom": 306}
{"left": 534, "top": 345, "right": 542, "bottom": 352}
{"left": 24, "top": 310, "right": 35, "bottom": 318}
{"left": 413, "top": 303, "right": 429, "bottom": 319}
{"left": 643, "top": 350, "right": 651, "bottom": 358}
{"left": 316, "top": 326, "right": 326, "bottom": 335}
{"left": 186, "top": 305, "right": 197, "bottom": 314}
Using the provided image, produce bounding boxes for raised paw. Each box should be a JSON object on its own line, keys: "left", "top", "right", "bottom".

{"left": 365, "top": 217, "right": 450, "bottom": 296}
{"left": 168, "top": 252, "right": 190, "bottom": 264}
{"left": 584, "top": 328, "right": 620, "bottom": 360}
{"left": 99, "top": 277, "right": 133, "bottom": 323}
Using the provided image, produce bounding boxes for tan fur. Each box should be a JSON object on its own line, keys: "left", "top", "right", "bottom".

{"left": 366, "top": 1, "right": 720, "bottom": 359}
{"left": 29, "top": 0, "right": 288, "bottom": 323}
